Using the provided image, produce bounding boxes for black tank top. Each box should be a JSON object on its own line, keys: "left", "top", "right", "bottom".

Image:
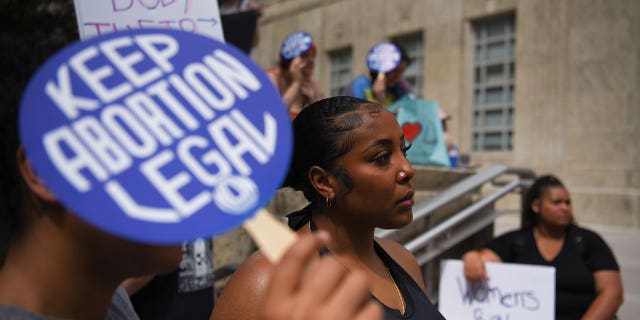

{"left": 373, "top": 241, "right": 446, "bottom": 320}
{"left": 295, "top": 212, "right": 445, "bottom": 320}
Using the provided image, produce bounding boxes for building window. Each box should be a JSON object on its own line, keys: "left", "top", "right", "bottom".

{"left": 329, "top": 48, "right": 352, "bottom": 96}
{"left": 392, "top": 33, "right": 424, "bottom": 98}
{"left": 472, "top": 14, "right": 516, "bottom": 151}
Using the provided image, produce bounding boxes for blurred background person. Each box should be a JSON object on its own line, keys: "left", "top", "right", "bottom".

{"left": 345, "top": 42, "right": 412, "bottom": 107}
{"left": 219, "top": 0, "right": 263, "bottom": 55}
{"left": 266, "top": 31, "right": 324, "bottom": 119}
{"left": 463, "top": 175, "right": 623, "bottom": 320}
{"left": 219, "top": 0, "right": 263, "bottom": 17}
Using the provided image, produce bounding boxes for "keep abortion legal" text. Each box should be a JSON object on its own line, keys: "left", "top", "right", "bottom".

{"left": 42, "top": 33, "right": 276, "bottom": 223}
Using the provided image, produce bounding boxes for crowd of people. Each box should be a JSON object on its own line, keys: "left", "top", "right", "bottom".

{"left": 0, "top": 2, "right": 626, "bottom": 320}
{"left": 268, "top": 36, "right": 461, "bottom": 168}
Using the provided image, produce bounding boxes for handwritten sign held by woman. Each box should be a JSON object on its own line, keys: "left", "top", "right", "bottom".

{"left": 439, "top": 260, "right": 555, "bottom": 320}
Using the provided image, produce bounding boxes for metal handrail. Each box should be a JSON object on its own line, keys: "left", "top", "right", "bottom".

{"left": 378, "top": 164, "right": 536, "bottom": 263}
{"left": 406, "top": 179, "right": 520, "bottom": 253}
{"left": 377, "top": 164, "right": 534, "bottom": 238}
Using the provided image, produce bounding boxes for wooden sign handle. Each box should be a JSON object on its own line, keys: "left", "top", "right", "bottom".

{"left": 243, "top": 208, "right": 298, "bottom": 264}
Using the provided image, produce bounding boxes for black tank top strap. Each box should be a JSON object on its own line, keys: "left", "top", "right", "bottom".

{"left": 286, "top": 204, "right": 313, "bottom": 230}
{"left": 308, "top": 219, "right": 331, "bottom": 256}
{"left": 373, "top": 242, "right": 446, "bottom": 320}
{"left": 287, "top": 207, "right": 445, "bottom": 319}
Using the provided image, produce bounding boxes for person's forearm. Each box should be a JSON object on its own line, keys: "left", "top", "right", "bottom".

{"left": 282, "top": 81, "right": 301, "bottom": 108}
{"left": 581, "top": 290, "right": 623, "bottom": 320}
{"left": 463, "top": 249, "right": 503, "bottom": 281}
{"left": 313, "top": 84, "right": 324, "bottom": 101}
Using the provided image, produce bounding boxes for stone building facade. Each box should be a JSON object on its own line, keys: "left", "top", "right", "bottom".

{"left": 250, "top": 0, "right": 640, "bottom": 229}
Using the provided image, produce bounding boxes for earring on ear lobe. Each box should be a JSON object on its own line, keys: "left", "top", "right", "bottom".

{"left": 325, "top": 197, "right": 332, "bottom": 208}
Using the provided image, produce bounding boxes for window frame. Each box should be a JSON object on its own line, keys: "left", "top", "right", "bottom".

{"left": 471, "top": 14, "right": 516, "bottom": 152}
{"left": 391, "top": 32, "right": 424, "bottom": 99}
{"left": 328, "top": 47, "right": 353, "bottom": 97}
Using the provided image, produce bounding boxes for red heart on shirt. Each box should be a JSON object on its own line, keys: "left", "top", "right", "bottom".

{"left": 402, "top": 122, "right": 422, "bottom": 141}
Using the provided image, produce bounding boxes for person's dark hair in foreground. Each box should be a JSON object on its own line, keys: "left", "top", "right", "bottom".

{"left": 0, "top": 7, "right": 183, "bottom": 320}
{"left": 0, "top": 0, "right": 77, "bottom": 264}
{"left": 463, "top": 174, "right": 624, "bottom": 320}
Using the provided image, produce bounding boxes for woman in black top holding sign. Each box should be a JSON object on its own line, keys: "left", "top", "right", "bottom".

{"left": 463, "top": 175, "right": 623, "bottom": 319}
{"left": 213, "top": 96, "right": 444, "bottom": 319}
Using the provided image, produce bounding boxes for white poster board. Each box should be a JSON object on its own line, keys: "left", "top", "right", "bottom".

{"left": 439, "top": 259, "right": 555, "bottom": 320}
{"left": 73, "top": 0, "right": 224, "bottom": 41}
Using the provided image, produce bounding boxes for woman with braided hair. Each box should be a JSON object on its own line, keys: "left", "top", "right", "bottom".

{"left": 213, "top": 96, "right": 444, "bottom": 319}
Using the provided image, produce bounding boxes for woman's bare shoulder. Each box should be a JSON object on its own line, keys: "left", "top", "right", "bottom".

{"left": 210, "top": 250, "right": 274, "bottom": 320}
{"left": 376, "top": 237, "right": 413, "bottom": 263}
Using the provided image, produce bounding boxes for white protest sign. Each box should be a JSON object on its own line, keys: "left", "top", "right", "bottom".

{"left": 439, "top": 259, "right": 555, "bottom": 320}
{"left": 73, "top": 0, "right": 224, "bottom": 41}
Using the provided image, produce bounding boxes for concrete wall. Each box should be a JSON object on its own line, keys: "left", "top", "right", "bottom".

{"left": 251, "top": 0, "right": 640, "bottom": 228}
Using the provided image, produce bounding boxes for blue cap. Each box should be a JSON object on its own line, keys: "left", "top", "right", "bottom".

{"left": 280, "top": 32, "right": 314, "bottom": 60}
{"left": 366, "top": 42, "right": 401, "bottom": 73}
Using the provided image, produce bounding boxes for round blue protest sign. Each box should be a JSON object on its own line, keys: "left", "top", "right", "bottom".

{"left": 366, "top": 42, "right": 401, "bottom": 73}
{"left": 280, "top": 31, "right": 314, "bottom": 60}
{"left": 20, "top": 29, "right": 292, "bottom": 244}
